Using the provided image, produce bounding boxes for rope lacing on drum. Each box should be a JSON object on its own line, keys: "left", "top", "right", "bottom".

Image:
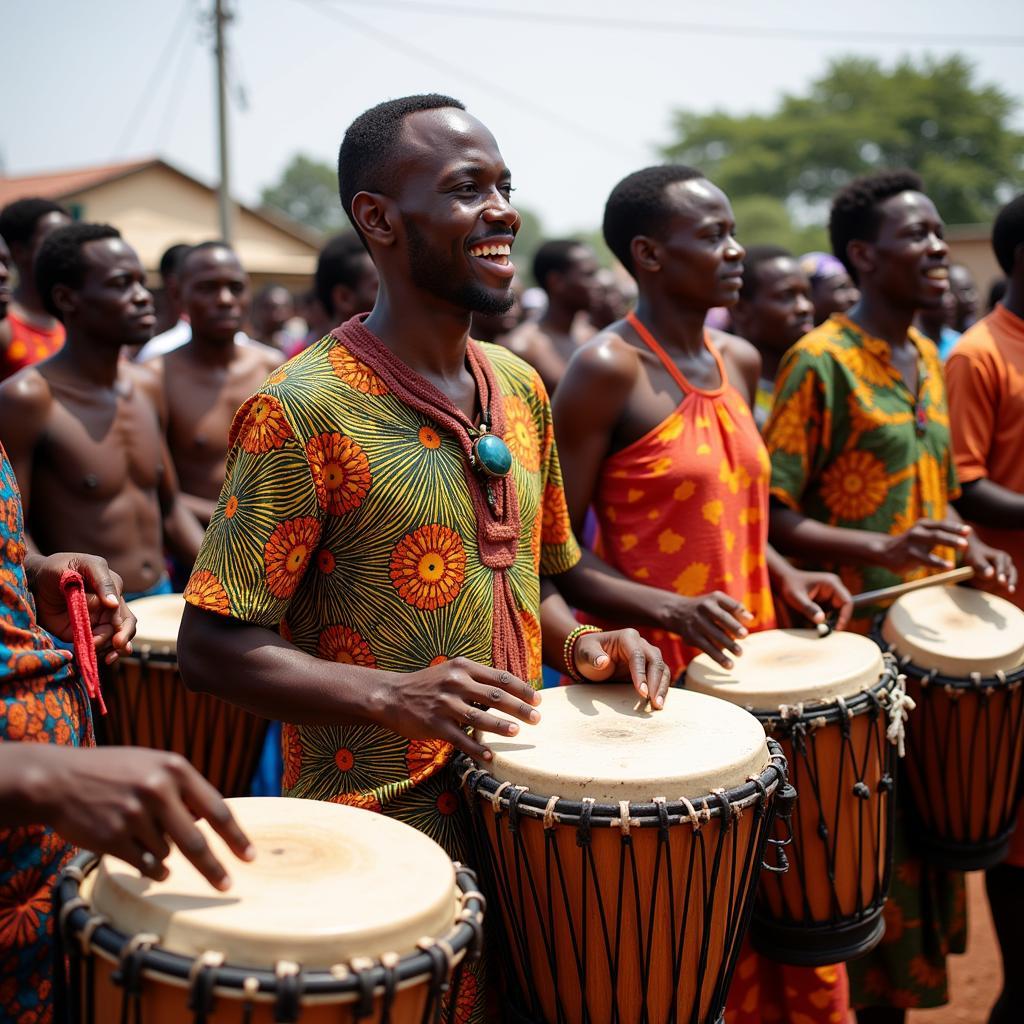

{"left": 272, "top": 960, "right": 303, "bottom": 1023}
{"left": 542, "top": 794, "right": 560, "bottom": 829}
{"left": 416, "top": 937, "right": 455, "bottom": 1024}
{"left": 490, "top": 780, "right": 513, "bottom": 811}
{"left": 616, "top": 800, "right": 640, "bottom": 835}
{"left": 679, "top": 795, "right": 712, "bottom": 830}
{"left": 780, "top": 702, "right": 804, "bottom": 721}
{"left": 883, "top": 672, "right": 916, "bottom": 757}
{"left": 187, "top": 950, "right": 225, "bottom": 1022}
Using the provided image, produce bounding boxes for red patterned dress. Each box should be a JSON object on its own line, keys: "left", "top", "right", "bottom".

{"left": 0, "top": 442, "right": 91, "bottom": 1023}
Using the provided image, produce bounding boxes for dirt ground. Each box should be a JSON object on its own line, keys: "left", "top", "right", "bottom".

{"left": 906, "top": 871, "right": 1001, "bottom": 1024}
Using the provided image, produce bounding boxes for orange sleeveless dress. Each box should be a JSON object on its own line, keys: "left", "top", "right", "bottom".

{"left": 581, "top": 312, "right": 776, "bottom": 675}
{"left": 580, "top": 314, "right": 851, "bottom": 1024}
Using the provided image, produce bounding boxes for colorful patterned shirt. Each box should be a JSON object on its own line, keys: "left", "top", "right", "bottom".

{"left": 185, "top": 334, "right": 580, "bottom": 853}
{"left": 0, "top": 442, "right": 91, "bottom": 1023}
{"left": 1, "top": 310, "right": 65, "bottom": 381}
{"left": 765, "top": 313, "right": 958, "bottom": 627}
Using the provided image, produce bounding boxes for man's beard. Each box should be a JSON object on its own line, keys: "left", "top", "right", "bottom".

{"left": 404, "top": 217, "right": 514, "bottom": 316}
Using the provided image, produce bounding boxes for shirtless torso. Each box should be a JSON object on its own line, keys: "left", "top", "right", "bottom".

{"left": 504, "top": 315, "right": 594, "bottom": 395}
{"left": 142, "top": 340, "right": 282, "bottom": 523}
{"left": 0, "top": 358, "right": 186, "bottom": 594}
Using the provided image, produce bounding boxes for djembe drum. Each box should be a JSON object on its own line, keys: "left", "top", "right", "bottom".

{"left": 686, "top": 629, "right": 908, "bottom": 965}
{"left": 879, "top": 585, "right": 1024, "bottom": 869}
{"left": 55, "top": 797, "right": 484, "bottom": 1023}
{"left": 456, "top": 684, "right": 791, "bottom": 1024}
{"left": 99, "top": 594, "right": 268, "bottom": 797}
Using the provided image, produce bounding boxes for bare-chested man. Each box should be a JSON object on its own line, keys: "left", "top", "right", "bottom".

{"left": 504, "top": 238, "right": 599, "bottom": 392}
{"left": 0, "top": 222, "right": 204, "bottom": 599}
{"left": 141, "top": 242, "right": 282, "bottom": 526}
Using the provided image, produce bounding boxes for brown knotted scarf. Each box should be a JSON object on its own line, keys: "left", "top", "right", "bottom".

{"left": 332, "top": 315, "right": 527, "bottom": 680}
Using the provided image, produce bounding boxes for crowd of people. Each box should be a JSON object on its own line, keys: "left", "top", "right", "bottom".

{"left": 0, "top": 91, "right": 1022, "bottom": 1024}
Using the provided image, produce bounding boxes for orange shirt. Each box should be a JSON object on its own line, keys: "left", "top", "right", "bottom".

{"left": 946, "top": 303, "right": 1024, "bottom": 611}
{"left": 581, "top": 317, "right": 776, "bottom": 675}
{"left": 1, "top": 309, "right": 65, "bottom": 380}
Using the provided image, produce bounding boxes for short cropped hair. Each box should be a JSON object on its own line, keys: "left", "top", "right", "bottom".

{"left": 35, "top": 222, "right": 121, "bottom": 320}
{"left": 992, "top": 193, "right": 1024, "bottom": 276}
{"left": 178, "top": 240, "right": 235, "bottom": 280}
{"left": 337, "top": 94, "right": 466, "bottom": 234}
{"left": 602, "top": 165, "right": 705, "bottom": 275}
{"left": 532, "top": 239, "right": 585, "bottom": 292}
{"left": 315, "top": 232, "right": 371, "bottom": 316}
{"left": 739, "top": 244, "right": 794, "bottom": 302}
{"left": 159, "top": 242, "right": 191, "bottom": 281}
{"left": 828, "top": 170, "right": 924, "bottom": 282}
{"left": 0, "top": 197, "right": 70, "bottom": 249}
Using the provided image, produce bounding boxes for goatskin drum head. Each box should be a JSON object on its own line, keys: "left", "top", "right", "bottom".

{"left": 686, "top": 628, "right": 885, "bottom": 711}
{"left": 482, "top": 683, "right": 769, "bottom": 802}
{"left": 882, "top": 585, "right": 1024, "bottom": 677}
{"left": 126, "top": 593, "right": 186, "bottom": 652}
{"left": 84, "top": 797, "right": 457, "bottom": 968}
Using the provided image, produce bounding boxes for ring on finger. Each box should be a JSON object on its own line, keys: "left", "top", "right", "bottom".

{"left": 139, "top": 851, "right": 160, "bottom": 875}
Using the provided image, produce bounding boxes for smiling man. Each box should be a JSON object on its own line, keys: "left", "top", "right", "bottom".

{"left": 176, "top": 95, "right": 667, "bottom": 1020}
{"left": 0, "top": 223, "right": 203, "bottom": 600}
{"left": 764, "top": 170, "right": 1017, "bottom": 1023}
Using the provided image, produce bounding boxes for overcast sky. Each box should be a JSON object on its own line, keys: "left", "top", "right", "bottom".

{"left": 4, "top": 0, "right": 1023, "bottom": 235}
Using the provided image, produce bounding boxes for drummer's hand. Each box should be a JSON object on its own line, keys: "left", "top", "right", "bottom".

{"left": 775, "top": 568, "right": 854, "bottom": 633}
{"left": 380, "top": 660, "right": 541, "bottom": 762}
{"left": 571, "top": 629, "right": 672, "bottom": 710}
{"left": 32, "top": 746, "right": 255, "bottom": 891}
{"left": 25, "top": 552, "right": 136, "bottom": 665}
{"left": 963, "top": 534, "right": 1018, "bottom": 595}
{"left": 878, "top": 519, "right": 970, "bottom": 572}
{"left": 664, "top": 592, "right": 754, "bottom": 669}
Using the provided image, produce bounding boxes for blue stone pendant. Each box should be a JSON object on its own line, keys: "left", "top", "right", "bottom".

{"left": 472, "top": 431, "right": 512, "bottom": 478}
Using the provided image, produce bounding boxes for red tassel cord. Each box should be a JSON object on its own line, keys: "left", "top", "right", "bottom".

{"left": 59, "top": 569, "right": 107, "bottom": 715}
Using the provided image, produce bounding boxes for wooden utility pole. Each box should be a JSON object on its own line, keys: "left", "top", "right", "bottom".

{"left": 214, "top": 0, "right": 233, "bottom": 243}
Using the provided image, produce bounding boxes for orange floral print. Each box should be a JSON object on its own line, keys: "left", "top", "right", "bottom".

{"left": 389, "top": 525, "right": 466, "bottom": 611}
{"left": 224, "top": 495, "right": 239, "bottom": 519}
{"left": 306, "top": 432, "right": 372, "bottom": 515}
{"left": 329, "top": 791, "right": 383, "bottom": 813}
{"left": 504, "top": 395, "right": 540, "bottom": 472}
{"left": 263, "top": 517, "right": 320, "bottom": 599}
{"left": 520, "top": 608, "right": 542, "bottom": 680}
{"left": 184, "top": 570, "right": 231, "bottom": 615}
{"left": 541, "top": 483, "right": 571, "bottom": 544}
{"left": 819, "top": 449, "right": 890, "bottom": 522}
{"left": 418, "top": 425, "right": 442, "bottom": 449}
{"left": 0, "top": 869, "right": 48, "bottom": 948}
{"left": 282, "top": 728, "right": 302, "bottom": 790}
{"left": 238, "top": 394, "right": 292, "bottom": 453}
{"left": 317, "top": 625, "right": 376, "bottom": 667}
{"left": 406, "top": 738, "right": 452, "bottom": 783}
{"left": 329, "top": 345, "right": 389, "bottom": 395}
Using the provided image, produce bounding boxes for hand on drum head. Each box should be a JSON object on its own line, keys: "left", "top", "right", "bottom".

{"left": 380, "top": 659, "right": 541, "bottom": 762}
{"left": 33, "top": 746, "right": 255, "bottom": 890}
{"left": 27, "top": 552, "right": 136, "bottom": 665}
{"left": 879, "top": 519, "right": 970, "bottom": 572}
{"left": 571, "top": 628, "right": 672, "bottom": 709}
{"left": 775, "top": 568, "right": 854, "bottom": 634}
{"left": 963, "top": 533, "right": 1018, "bottom": 595}
{"left": 663, "top": 592, "right": 754, "bottom": 669}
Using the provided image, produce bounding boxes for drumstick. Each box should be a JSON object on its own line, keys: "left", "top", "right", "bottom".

{"left": 815, "top": 566, "right": 975, "bottom": 637}
{"left": 850, "top": 565, "right": 975, "bottom": 609}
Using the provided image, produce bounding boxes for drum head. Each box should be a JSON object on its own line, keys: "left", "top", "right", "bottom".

{"left": 127, "top": 593, "right": 186, "bottom": 652}
{"left": 482, "top": 684, "right": 769, "bottom": 802}
{"left": 686, "top": 629, "right": 885, "bottom": 711}
{"left": 84, "top": 797, "right": 457, "bottom": 968}
{"left": 882, "top": 585, "right": 1024, "bottom": 677}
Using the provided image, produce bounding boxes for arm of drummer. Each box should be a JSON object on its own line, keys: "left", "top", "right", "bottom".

{"left": 178, "top": 606, "right": 540, "bottom": 763}
{"left": 550, "top": 331, "right": 752, "bottom": 669}
{"left": 943, "top": 501, "right": 1017, "bottom": 593}
{"left": 539, "top": 577, "right": 672, "bottom": 709}
{"left": 0, "top": 744, "right": 255, "bottom": 891}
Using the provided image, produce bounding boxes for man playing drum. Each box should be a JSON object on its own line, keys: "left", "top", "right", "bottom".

{"left": 550, "top": 163, "right": 854, "bottom": 1023}
{"left": 177, "top": 94, "right": 669, "bottom": 1021}
{"left": 764, "top": 170, "right": 1017, "bottom": 1022}
{"left": 946, "top": 192, "right": 1024, "bottom": 1024}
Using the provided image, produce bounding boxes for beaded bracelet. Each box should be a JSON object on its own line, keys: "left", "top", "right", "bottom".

{"left": 562, "top": 624, "right": 603, "bottom": 682}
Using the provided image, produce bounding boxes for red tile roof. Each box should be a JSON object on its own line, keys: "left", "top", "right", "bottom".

{"left": 0, "top": 158, "right": 156, "bottom": 208}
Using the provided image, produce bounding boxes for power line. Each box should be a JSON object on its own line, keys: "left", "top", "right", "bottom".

{"left": 319, "top": 0, "right": 1024, "bottom": 48}
{"left": 297, "top": 0, "right": 627, "bottom": 158}
{"left": 113, "top": 0, "right": 196, "bottom": 158}
{"left": 155, "top": 3, "right": 200, "bottom": 147}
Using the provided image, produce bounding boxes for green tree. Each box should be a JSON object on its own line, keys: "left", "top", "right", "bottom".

{"left": 261, "top": 154, "right": 344, "bottom": 235}
{"left": 662, "top": 55, "right": 1024, "bottom": 226}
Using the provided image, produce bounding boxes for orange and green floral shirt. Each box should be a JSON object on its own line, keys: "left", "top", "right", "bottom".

{"left": 185, "top": 334, "right": 579, "bottom": 854}
{"left": 765, "top": 313, "right": 958, "bottom": 627}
